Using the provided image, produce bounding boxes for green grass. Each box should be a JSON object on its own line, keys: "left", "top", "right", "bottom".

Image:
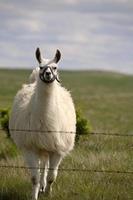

{"left": 0, "top": 69, "right": 133, "bottom": 200}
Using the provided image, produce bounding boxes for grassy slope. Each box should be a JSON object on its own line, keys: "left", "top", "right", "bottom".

{"left": 0, "top": 69, "right": 133, "bottom": 200}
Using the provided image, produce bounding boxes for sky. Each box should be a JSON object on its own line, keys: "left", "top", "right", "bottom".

{"left": 0, "top": 0, "right": 133, "bottom": 74}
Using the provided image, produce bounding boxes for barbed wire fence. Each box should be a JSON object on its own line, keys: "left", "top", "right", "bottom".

{"left": 0, "top": 128, "right": 133, "bottom": 137}
{"left": 0, "top": 127, "right": 133, "bottom": 175}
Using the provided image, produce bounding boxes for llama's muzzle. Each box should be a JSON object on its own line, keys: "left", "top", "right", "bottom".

{"left": 39, "top": 66, "right": 60, "bottom": 84}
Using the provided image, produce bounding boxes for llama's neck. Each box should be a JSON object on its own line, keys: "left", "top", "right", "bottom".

{"left": 35, "top": 79, "right": 59, "bottom": 106}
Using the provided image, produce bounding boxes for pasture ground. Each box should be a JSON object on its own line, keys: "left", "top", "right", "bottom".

{"left": 0, "top": 69, "right": 133, "bottom": 200}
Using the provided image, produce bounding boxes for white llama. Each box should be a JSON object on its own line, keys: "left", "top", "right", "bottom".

{"left": 9, "top": 48, "right": 76, "bottom": 200}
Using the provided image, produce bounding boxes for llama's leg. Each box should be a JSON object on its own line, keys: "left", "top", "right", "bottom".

{"left": 24, "top": 151, "right": 40, "bottom": 200}
{"left": 45, "top": 152, "right": 62, "bottom": 195}
{"left": 40, "top": 156, "right": 49, "bottom": 193}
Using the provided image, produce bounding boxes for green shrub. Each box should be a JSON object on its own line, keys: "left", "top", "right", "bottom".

{"left": 76, "top": 109, "right": 92, "bottom": 141}
{"left": 0, "top": 108, "right": 10, "bottom": 137}
{"left": 0, "top": 108, "right": 92, "bottom": 141}
{"left": 0, "top": 108, "right": 19, "bottom": 159}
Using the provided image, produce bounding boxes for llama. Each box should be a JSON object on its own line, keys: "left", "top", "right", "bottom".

{"left": 9, "top": 48, "right": 76, "bottom": 200}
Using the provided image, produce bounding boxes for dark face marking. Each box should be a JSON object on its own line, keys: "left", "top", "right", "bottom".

{"left": 53, "top": 66, "right": 57, "bottom": 70}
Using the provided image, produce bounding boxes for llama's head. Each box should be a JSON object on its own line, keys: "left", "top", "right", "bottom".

{"left": 35, "top": 48, "right": 61, "bottom": 84}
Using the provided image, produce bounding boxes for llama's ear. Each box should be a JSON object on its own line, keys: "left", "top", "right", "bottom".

{"left": 54, "top": 49, "right": 61, "bottom": 63}
{"left": 35, "top": 48, "right": 42, "bottom": 64}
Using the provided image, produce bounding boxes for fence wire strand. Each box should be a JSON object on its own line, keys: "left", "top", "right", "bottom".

{"left": 0, "top": 128, "right": 133, "bottom": 137}
{"left": 0, "top": 165, "right": 133, "bottom": 175}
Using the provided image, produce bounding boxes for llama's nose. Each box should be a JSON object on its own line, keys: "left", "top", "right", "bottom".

{"left": 46, "top": 72, "right": 51, "bottom": 76}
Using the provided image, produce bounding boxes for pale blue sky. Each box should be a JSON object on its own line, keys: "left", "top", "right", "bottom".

{"left": 0, "top": 0, "right": 133, "bottom": 74}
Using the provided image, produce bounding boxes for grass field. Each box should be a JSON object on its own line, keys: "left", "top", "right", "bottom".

{"left": 0, "top": 69, "right": 133, "bottom": 200}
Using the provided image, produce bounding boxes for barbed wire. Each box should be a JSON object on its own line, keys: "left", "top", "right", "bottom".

{"left": 0, "top": 165, "right": 132, "bottom": 175}
{"left": 90, "top": 132, "right": 133, "bottom": 137}
{"left": 9, "top": 129, "right": 76, "bottom": 134}
{"left": 2, "top": 93, "right": 133, "bottom": 100}
{"left": 0, "top": 128, "right": 133, "bottom": 137}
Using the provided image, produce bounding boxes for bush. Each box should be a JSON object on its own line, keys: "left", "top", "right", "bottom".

{"left": 76, "top": 109, "right": 92, "bottom": 141}
{"left": 0, "top": 109, "right": 19, "bottom": 159}
{"left": 0, "top": 108, "right": 92, "bottom": 141}
{"left": 0, "top": 108, "right": 10, "bottom": 137}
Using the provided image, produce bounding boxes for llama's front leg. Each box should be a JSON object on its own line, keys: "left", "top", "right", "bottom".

{"left": 40, "top": 156, "right": 49, "bottom": 193}
{"left": 24, "top": 151, "right": 40, "bottom": 200}
{"left": 45, "top": 152, "right": 62, "bottom": 196}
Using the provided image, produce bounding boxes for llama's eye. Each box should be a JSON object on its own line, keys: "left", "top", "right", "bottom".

{"left": 53, "top": 67, "right": 57, "bottom": 70}
{"left": 40, "top": 67, "right": 43, "bottom": 70}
